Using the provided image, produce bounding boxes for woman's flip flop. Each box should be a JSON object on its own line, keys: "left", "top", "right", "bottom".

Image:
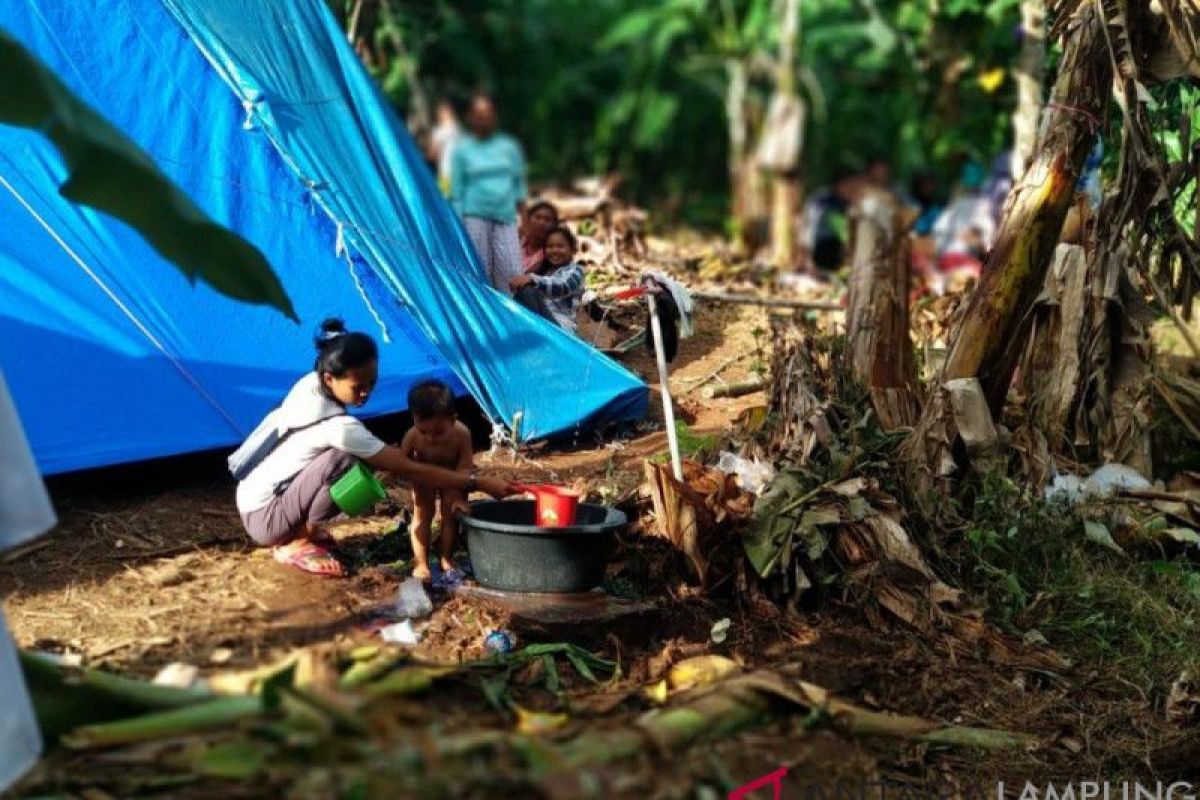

{"left": 272, "top": 541, "right": 345, "bottom": 577}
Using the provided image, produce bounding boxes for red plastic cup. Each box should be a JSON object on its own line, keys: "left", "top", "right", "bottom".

{"left": 514, "top": 483, "right": 581, "bottom": 527}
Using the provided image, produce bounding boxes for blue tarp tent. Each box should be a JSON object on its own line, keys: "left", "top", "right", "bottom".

{"left": 0, "top": 0, "right": 647, "bottom": 475}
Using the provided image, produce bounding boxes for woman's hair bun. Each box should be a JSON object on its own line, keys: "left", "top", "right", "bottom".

{"left": 315, "top": 317, "right": 347, "bottom": 349}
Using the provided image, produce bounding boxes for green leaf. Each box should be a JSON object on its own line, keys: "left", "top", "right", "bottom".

{"left": 634, "top": 94, "right": 681, "bottom": 150}
{"left": 651, "top": 15, "right": 693, "bottom": 60}
{"left": 479, "top": 672, "right": 512, "bottom": 711}
{"left": 63, "top": 695, "right": 263, "bottom": 749}
{"left": 541, "top": 653, "right": 561, "bottom": 694}
{"left": 193, "top": 740, "right": 270, "bottom": 779}
{"left": 0, "top": 32, "right": 296, "bottom": 320}
{"left": 1083, "top": 519, "right": 1126, "bottom": 556}
{"left": 260, "top": 661, "right": 297, "bottom": 712}
{"left": 1164, "top": 528, "right": 1200, "bottom": 546}
{"left": 598, "top": 9, "right": 664, "bottom": 50}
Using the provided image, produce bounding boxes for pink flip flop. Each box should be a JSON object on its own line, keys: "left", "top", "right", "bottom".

{"left": 272, "top": 541, "right": 345, "bottom": 577}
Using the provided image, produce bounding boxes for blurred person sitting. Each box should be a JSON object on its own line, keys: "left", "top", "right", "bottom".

{"left": 800, "top": 170, "right": 862, "bottom": 272}
{"left": 930, "top": 161, "right": 994, "bottom": 293}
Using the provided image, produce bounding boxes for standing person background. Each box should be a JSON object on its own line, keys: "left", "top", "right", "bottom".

{"left": 450, "top": 94, "right": 528, "bottom": 292}
{"left": 428, "top": 99, "right": 460, "bottom": 196}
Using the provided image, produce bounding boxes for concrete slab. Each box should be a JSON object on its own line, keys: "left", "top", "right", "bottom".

{"left": 454, "top": 585, "right": 659, "bottom": 639}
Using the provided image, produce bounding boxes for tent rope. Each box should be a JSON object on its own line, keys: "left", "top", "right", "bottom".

{"left": 0, "top": 171, "right": 246, "bottom": 437}
{"left": 337, "top": 222, "right": 393, "bottom": 343}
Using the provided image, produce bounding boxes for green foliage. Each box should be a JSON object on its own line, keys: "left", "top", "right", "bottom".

{"left": 1152, "top": 82, "right": 1200, "bottom": 233}
{"left": 651, "top": 421, "right": 719, "bottom": 463}
{"left": 356, "top": 0, "right": 1025, "bottom": 221}
{"left": 950, "top": 473, "right": 1200, "bottom": 692}
{"left": 802, "top": 0, "right": 1021, "bottom": 181}
{"left": 0, "top": 33, "right": 296, "bottom": 320}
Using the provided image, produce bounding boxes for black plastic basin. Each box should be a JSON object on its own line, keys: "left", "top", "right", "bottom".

{"left": 463, "top": 500, "right": 625, "bottom": 593}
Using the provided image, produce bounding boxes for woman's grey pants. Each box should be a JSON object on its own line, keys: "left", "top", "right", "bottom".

{"left": 240, "top": 449, "right": 356, "bottom": 547}
{"left": 464, "top": 216, "right": 523, "bottom": 292}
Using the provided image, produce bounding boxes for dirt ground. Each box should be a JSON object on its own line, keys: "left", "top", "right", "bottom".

{"left": 3, "top": 302, "right": 1194, "bottom": 797}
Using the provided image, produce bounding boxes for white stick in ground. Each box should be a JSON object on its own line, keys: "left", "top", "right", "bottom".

{"left": 645, "top": 284, "right": 683, "bottom": 481}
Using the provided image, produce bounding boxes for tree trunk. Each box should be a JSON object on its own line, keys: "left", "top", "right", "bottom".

{"left": 726, "top": 58, "right": 751, "bottom": 254}
{"left": 1011, "top": 0, "right": 1045, "bottom": 178}
{"left": 768, "top": 0, "right": 802, "bottom": 269}
{"left": 1020, "top": 244, "right": 1090, "bottom": 443}
{"left": 1019, "top": 240, "right": 1156, "bottom": 477}
{"left": 345, "top": 0, "right": 380, "bottom": 69}
{"left": 901, "top": 4, "right": 1110, "bottom": 492}
{"left": 844, "top": 190, "right": 919, "bottom": 430}
{"left": 770, "top": 175, "right": 799, "bottom": 268}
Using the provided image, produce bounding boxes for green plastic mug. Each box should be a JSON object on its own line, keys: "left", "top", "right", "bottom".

{"left": 329, "top": 462, "right": 387, "bottom": 516}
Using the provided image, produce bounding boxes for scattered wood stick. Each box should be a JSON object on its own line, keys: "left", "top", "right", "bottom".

{"left": 112, "top": 538, "right": 234, "bottom": 561}
{"left": 199, "top": 508, "right": 235, "bottom": 518}
{"left": 692, "top": 289, "right": 842, "bottom": 311}
{"left": 703, "top": 376, "right": 767, "bottom": 399}
{"left": 1, "top": 537, "right": 53, "bottom": 563}
{"left": 680, "top": 350, "right": 752, "bottom": 388}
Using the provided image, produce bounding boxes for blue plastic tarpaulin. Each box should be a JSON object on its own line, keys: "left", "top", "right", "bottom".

{"left": 0, "top": 0, "right": 647, "bottom": 474}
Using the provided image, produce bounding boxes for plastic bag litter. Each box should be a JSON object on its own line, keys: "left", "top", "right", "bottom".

{"left": 152, "top": 662, "right": 201, "bottom": 689}
{"left": 1085, "top": 464, "right": 1150, "bottom": 495}
{"left": 395, "top": 577, "right": 433, "bottom": 619}
{"left": 1045, "top": 464, "right": 1151, "bottom": 503}
{"left": 1045, "top": 473, "right": 1085, "bottom": 503}
{"left": 716, "top": 451, "right": 776, "bottom": 495}
{"left": 379, "top": 619, "right": 422, "bottom": 645}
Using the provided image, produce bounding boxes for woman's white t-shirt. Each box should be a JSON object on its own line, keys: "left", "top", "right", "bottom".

{"left": 235, "top": 372, "right": 385, "bottom": 514}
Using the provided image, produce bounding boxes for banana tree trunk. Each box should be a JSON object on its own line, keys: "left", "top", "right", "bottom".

{"left": 727, "top": 58, "right": 752, "bottom": 253}
{"left": 936, "top": 3, "right": 1107, "bottom": 409}
{"left": 769, "top": 0, "right": 802, "bottom": 269}
{"left": 902, "top": 4, "right": 1110, "bottom": 491}
{"left": 1011, "top": 0, "right": 1045, "bottom": 178}
{"left": 845, "top": 191, "right": 918, "bottom": 429}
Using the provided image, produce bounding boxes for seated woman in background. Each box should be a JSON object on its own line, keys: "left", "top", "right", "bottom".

{"left": 233, "top": 319, "right": 514, "bottom": 577}
{"left": 509, "top": 226, "right": 585, "bottom": 334}
{"left": 519, "top": 201, "right": 559, "bottom": 273}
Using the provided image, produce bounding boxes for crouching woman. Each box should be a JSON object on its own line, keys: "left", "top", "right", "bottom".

{"left": 233, "top": 318, "right": 513, "bottom": 576}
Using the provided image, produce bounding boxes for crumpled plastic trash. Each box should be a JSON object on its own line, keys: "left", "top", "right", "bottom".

{"left": 1045, "top": 463, "right": 1150, "bottom": 502}
{"left": 1044, "top": 473, "right": 1085, "bottom": 503}
{"left": 1084, "top": 463, "right": 1150, "bottom": 495}
{"left": 716, "top": 451, "right": 776, "bottom": 495}
{"left": 395, "top": 577, "right": 433, "bottom": 619}
{"left": 379, "top": 619, "right": 422, "bottom": 645}
{"left": 152, "top": 662, "right": 201, "bottom": 689}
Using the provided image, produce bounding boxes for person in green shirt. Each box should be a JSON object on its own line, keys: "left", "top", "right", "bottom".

{"left": 450, "top": 94, "right": 528, "bottom": 292}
